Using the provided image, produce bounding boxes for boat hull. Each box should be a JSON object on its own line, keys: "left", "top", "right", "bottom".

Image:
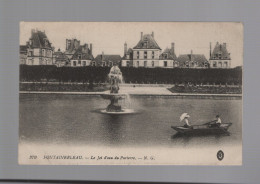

{"left": 171, "top": 123, "right": 232, "bottom": 136}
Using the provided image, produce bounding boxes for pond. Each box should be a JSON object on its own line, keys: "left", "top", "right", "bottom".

{"left": 19, "top": 94, "right": 242, "bottom": 148}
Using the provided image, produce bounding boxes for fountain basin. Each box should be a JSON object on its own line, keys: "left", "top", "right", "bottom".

{"left": 100, "top": 108, "right": 135, "bottom": 115}
{"left": 101, "top": 93, "right": 127, "bottom": 100}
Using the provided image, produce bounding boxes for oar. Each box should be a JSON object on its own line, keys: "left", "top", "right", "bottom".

{"left": 203, "top": 120, "right": 217, "bottom": 125}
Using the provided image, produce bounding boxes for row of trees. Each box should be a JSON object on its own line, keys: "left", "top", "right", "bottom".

{"left": 20, "top": 65, "right": 242, "bottom": 85}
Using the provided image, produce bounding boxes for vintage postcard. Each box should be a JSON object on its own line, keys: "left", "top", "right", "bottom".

{"left": 19, "top": 22, "right": 243, "bottom": 165}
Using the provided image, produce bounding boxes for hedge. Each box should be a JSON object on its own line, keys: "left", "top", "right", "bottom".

{"left": 20, "top": 65, "right": 242, "bottom": 85}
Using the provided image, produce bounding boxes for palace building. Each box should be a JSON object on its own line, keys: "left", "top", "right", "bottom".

{"left": 159, "top": 43, "right": 178, "bottom": 68}
{"left": 122, "top": 32, "right": 179, "bottom": 68}
{"left": 177, "top": 50, "right": 209, "bottom": 68}
{"left": 53, "top": 49, "right": 70, "bottom": 67}
{"left": 70, "top": 43, "right": 94, "bottom": 67}
{"left": 26, "top": 29, "right": 54, "bottom": 65}
{"left": 209, "top": 42, "right": 231, "bottom": 68}
{"left": 94, "top": 52, "right": 121, "bottom": 67}
{"left": 132, "top": 32, "right": 161, "bottom": 68}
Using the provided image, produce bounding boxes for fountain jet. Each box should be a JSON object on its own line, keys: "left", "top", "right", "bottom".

{"left": 101, "top": 64, "right": 127, "bottom": 113}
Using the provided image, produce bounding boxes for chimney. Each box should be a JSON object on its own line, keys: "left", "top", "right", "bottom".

{"left": 171, "top": 42, "right": 175, "bottom": 53}
{"left": 141, "top": 32, "right": 143, "bottom": 40}
{"left": 124, "top": 42, "right": 127, "bottom": 56}
{"left": 101, "top": 51, "right": 104, "bottom": 61}
{"left": 210, "top": 42, "right": 212, "bottom": 58}
{"left": 151, "top": 32, "right": 154, "bottom": 38}
{"left": 90, "top": 44, "right": 93, "bottom": 55}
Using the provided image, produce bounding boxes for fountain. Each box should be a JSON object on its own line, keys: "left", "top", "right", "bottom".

{"left": 100, "top": 65, "right": 134, "bottom": 114}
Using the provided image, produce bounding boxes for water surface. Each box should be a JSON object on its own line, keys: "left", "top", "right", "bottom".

{"left": 19, "top": 94, "right": 242, "bottom": 148}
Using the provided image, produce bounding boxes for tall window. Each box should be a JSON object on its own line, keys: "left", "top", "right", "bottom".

{"left": 137, "top": 51, "right": 139, "bottom": 59}
{"left": 127, "top": 61, "right": 130, "bottom": 67}
{"left": 224, "top": 61, "right": 228, "bottom": 68}
{"left": 73, "top": 61, "right": 76, "bottom": 66}
{"left": 152, "top": 51, "right": 154, "bottom": 59}
{"left": 29, "top": 51, "right": 33, "bottom": 56}
{"left": 83, "top": 61, "right": 86, "bottom": 66}
{"left": 136, "top": 61, "right": 139, "bottom": 67}
{"left": 144, "top": 61, "right": 147, "bottom": 67}
{"left": 213, "top": 61, "right": 217, "bottom": 67}
{"left": 144, "top": 51, "right": 147, "bottom": 59}
{"left": 164, "top": 61, "right": 167, "bottom": 67}
{"left": 152, "top": 61, "right": 154, "bottom": 67}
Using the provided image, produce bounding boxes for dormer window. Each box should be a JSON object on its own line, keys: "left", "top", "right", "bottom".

{"left": 78, "top": 54, "right": 82, "bottom": 59}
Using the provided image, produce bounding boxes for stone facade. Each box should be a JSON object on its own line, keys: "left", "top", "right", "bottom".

{"left": 132, "top": 32, "right": 161, "bottom": 68}
{"left": 26, "top": 29, "right": 53, "bottom": 65}
{"left": 209, "top": 42, "right": 231, "bottom": 68}
{"left": 53, "top": 49, "right": 70, "bottom": 67}
{"left": 70, "top": 43, "right": 94, "bottom": 67}
{"left": 20, "top": 45, "right": 27, "bottom": 64}
{"left": 159, "top": 43, "right": 178, "bottom": 68}
{"left": 177, "top": 50, "right": 209, "bottom": 68}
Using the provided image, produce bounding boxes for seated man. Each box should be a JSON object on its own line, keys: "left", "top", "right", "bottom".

{"left": 209, "top": 115, "right": 222, "bottom": 128}
{"left": 216, "top": 115, "right": 222, "bottom": 127}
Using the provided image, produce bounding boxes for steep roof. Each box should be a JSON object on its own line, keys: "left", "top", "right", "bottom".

{"left": 28, "top": 30, "right": 52, "bottom": 49}
{"left": 159, "top": 47, "right": 177, "bottom": 60}
{"left": 95, "top": 54, "right": 121, "bottom": 65}
{"left": 71, "top": 45, "right": 94, "bottom": 60}
{"left": 177, "top": 54, "right": 208, "bottom": 67}
{"left": 210, "top": 42, "right": 231, "bottom": 60}
{"left": 133, "top": 34, "right": 161, "bottom": 50}
{"left": 54, "top": 50, "right": 70, "bottom": 62}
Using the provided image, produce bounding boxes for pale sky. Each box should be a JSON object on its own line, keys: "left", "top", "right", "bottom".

{"left": 20, "top": 22, "right": 243, "bottom": 67}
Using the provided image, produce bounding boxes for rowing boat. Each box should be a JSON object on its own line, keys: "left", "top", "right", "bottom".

{"left": 171, "top": 122, "right": 232, "bottom": 135}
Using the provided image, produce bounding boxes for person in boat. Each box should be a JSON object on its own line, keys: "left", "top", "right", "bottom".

{"left": 215, "top": 115, "right": 222, "bottom": 126}
{"left": 184, "top": 116, "right": 191, "bottom": 128}
{"left": 209, "top": 115, "right": 222, "bottom": 127}
{"left": 180, "top": 113, "right": 192, "bottom": 128}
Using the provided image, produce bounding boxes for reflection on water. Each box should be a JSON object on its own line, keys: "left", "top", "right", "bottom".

{"left": 19, "top": 94, "right": 242, "bottom": 147}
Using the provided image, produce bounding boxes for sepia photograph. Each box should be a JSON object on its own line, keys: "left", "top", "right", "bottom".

{"left": 19, "top": 22, "right": 243, "bottom": 165}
